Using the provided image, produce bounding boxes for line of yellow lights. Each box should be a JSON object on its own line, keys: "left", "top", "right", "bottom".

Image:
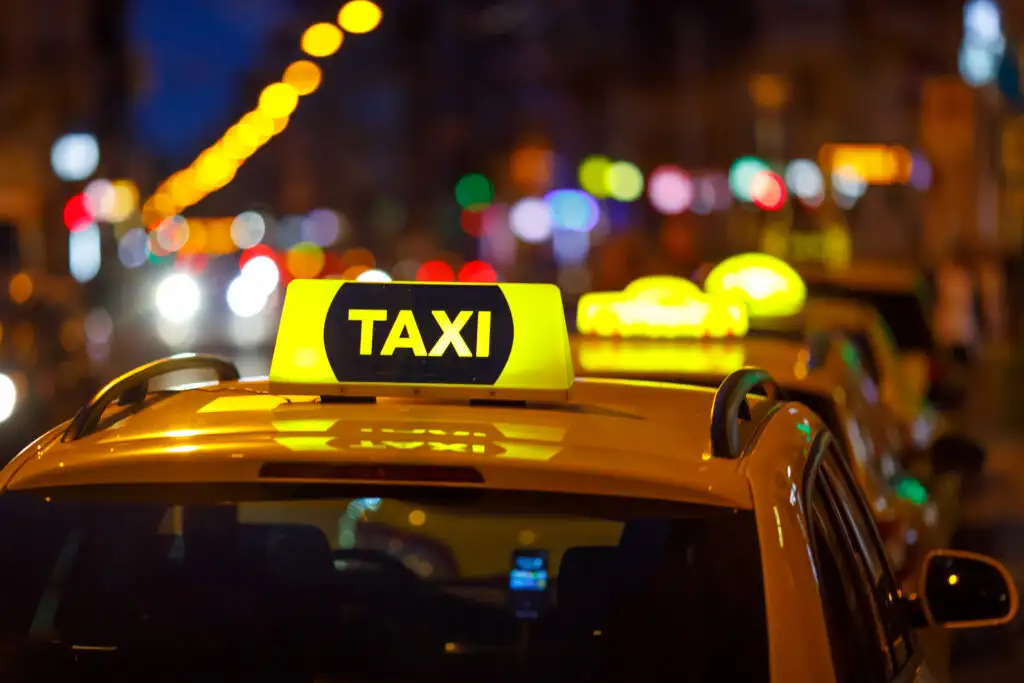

{"left": 141, "top": 0, "right": 383, "bottom": 229}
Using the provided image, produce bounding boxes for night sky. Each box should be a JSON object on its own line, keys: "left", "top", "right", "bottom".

{"left": 129, "top": 0, "right": 291, "bottom": 160}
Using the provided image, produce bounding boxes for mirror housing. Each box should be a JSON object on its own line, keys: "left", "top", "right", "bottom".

{"left": 910, "top": 549, "right": 1018, "bottom": 629}
{"left": 930, "top": 434, "right": 986, "bottom": 479}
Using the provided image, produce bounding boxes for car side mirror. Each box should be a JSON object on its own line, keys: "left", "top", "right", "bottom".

{"left": 930, "top": 434, "right": 985, "bottom": 479}
{"left": 911, "top": 549, "right": 1018, "bottom": 629}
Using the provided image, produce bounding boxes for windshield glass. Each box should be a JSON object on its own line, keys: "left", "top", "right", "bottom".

{"left": 805, "top": 285, "right": 934, "bottom": 352}
{"left": 0, "top": 485, "right": 768, "bottom": 682}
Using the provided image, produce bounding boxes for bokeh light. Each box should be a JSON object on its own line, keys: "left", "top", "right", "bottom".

{"left": 356, "top": 268, "right": 392, "bottom": 282}
{"left": 69, "top": 223, "right": 101, "bottom": 283}
{"left": 85, "top": 308, "right": 114, "bottom": 345}
{"left": 783, "top": 160, "right": 825, "bottom": 202}
{"left": 552, "top": 228, "right": 591, "bottom": 265}
{"left": 751, "top": 171, "right": 787, "bottom": 211}
{"left": 63, "top": 193, "right": 92, "bottom": 232}
{"left": 230, "top": 211, "right": 267, "bottom": 249}
{"left": 832, "top": 165, "right": 868, "bottom": 200}
{"left": 258, "top": 83, "right": 300, "bottom": 119}
{"left": 728, "top": 156, "right": 770, "bottom": 202}
{"left": 9, "top": 273, "right": 33, "bottom": 304}
{"left": 118, "top": 228, "right": 149, "bottom": 268}
{"left": 605, "top": 161, "right": 644, "bottom": 202}
{"left": 545, "top": 189, "right": 600, "bottom": 232}
{"left": 282, "top": 60, "right": 322, "bottom": 96}
{"left": 50, "top": 133, "right": 99, "bottom": 181}
{"left": 341, "top": 247, "right": 376, "bottom": 269}
{"left": 301, "top": 208, "right": 345, "bottom": 246}
{"left": 338, "top": 0, "right": 383, "bottom": 33}
{"left": 578, "top": 155, "right": 611, "bottom": 198}
{"left": 909, "top": 153, "right": 933, "bottom": 191}
{"left": 240, "top": 255, "right": 281, "bottom": 297}
{"left": 286, "top": 242, "right": 326, "bottom": 278}
{"left": 416, "top": 260, "right": 455, "bottom": 282}
{"left": 227, "top": 276, "right": 268, "bottom": 318}
{"left": 154, "top": 273, "right": 201, "bottom": 323}
{"left": 340, "top": 264, "right": 370, "bottom": 280}
{"left": 460, "top": 209, "right": 485, "bottom": 237}
{"left": 458, "top": 260, "right": 497, "bottom": 282}
{"left": 647, "top": 165, "right": 694, "bottom": 215}
{"left": 509, "top": 197, "right": 554, "bottom": 243}
{"left": 155, "top": 216, "right": 190, "bottom": 252}
{"left": 301, "top": 23, "right": 344, "bottom": 57}
{"left": 454, "top": 173, "right": 495, "bottom": 209}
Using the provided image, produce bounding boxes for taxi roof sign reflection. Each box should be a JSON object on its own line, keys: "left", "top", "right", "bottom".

{"left": 269, "top": 280, "right": 573, "bottom": 401}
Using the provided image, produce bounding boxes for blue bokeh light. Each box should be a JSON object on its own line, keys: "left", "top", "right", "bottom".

{"left": 545, "top": 189, "right": 600, "bottom": 232}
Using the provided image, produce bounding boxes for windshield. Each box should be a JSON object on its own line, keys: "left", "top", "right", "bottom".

{"left": 0, "top": 485, "right": 768, "bottom": 682}
{"left": 805, "top": 285, "right": 934, "bottom": 352}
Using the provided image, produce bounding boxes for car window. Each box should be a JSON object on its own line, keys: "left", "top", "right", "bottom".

{"left": 847, "top": 332, "right": 882, "bottom": 384}
{"left": 805, "top": 285, "right": 934, "bottom": 352}
{"left": 0, "top": 485, "right": 769, "bottom": 682}
{"left": 822, "top": 453, "right": 914, "bottom": 673}
{"left": 809, "top": 481, "right": 891, "bottom": 683}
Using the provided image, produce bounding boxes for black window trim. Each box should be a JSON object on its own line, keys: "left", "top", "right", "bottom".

{"left": 803, "top": 430, "right": 924, "bottom": 683}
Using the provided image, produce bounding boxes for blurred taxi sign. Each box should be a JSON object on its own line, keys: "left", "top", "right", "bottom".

{"left": 818, "top": 144, "right": 913, "bottom": 185}
{"left": 573, "top": 338, "right": 745, "bottom": 376}
{"left": 704, "top": 253, "right": 807, "bottom": 318}
{"left": 920, "top": 76, "right": 975, "bottom": 163}
{"left": 576, "top": 276, "right": 748, "bottom": 340}
{"left": 269, "top": 280, "right": 573, "bottom": 401}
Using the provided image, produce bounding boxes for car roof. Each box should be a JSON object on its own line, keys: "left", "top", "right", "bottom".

{"left": 4, "top": 377, "right": 765, "bottom": 510}
{"left": 798, "top": 262, "right": 924, "bottom": 293}
{"left": 571, "top": 334, "right": 843, "bottom": 397}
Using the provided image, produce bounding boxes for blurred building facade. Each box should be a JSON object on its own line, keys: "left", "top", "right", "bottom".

{"left": 182, "top": 0, "right": 1003, "bottom": 274}
{"left": 0, "top": 0, "right": 131, "bottom": 274}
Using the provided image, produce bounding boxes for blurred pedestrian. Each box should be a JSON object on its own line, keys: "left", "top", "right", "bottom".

{"left": 933, "top": 249, "right": 979, "bottom": 366}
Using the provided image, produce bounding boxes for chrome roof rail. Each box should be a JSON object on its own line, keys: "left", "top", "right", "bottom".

{"left": 63, "top": 353, "right": 239, "bottom": 442}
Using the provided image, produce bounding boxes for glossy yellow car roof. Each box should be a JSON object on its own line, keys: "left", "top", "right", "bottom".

{"left": 5, "top": 377, "right": 760, "bottom": 509}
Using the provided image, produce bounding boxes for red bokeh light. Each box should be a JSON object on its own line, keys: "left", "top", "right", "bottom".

{"left": 751, "top": 171, "right": 786, "bottom": 211}
{"left": 460, "top": 209, "right": 485, "bottom": 237}
{"left": 458, "top": 260, "right": 497, "bottom": 283}
{"left": 416, "top": 260, "right": 455, "bottom": 282}
{"left": 175, "top": 253, "right": 209, "bottom": 273}
{"left": 239, "top": 244, "right": 278, "bottom": 269}
{"left": 63, "top": 193, "right": 92, "bottom": 232}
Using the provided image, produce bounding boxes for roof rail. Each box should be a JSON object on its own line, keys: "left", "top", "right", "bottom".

{"left": 63, "top": 353, "right": 240, "bottom": 442}
{"left": 709, "top": 367, "right": 785, "bottom": 459}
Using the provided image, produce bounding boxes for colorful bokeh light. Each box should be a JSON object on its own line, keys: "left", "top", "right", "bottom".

{"left": 458, "top": 260, "right": 498, "bottom": 282}
{"left": 647, "top": 165, "right": 694, "bottom": 214}
{"left": 751, "top": 171, "right": 787, "bottom": 211}
{"left": 454, "top": 173, "right": 495, "bottom": 209}
{"left": 545, "top": 189, "right": 600, "bottom": 232}
{"left": 728, "top": 156, "right": 770, "bottom": 202}
{"left": 416, "top": 260, "right": 455, "bottom": 282}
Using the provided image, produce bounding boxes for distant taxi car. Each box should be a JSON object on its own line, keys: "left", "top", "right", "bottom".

{"left": 0, "top": 280, "right": 1015, "bottom": 682}
{"left": 572, "top": 319, "right": 951, "bottom": 583}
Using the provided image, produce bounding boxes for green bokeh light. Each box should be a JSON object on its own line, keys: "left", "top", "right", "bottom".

{"left": 894, "top": 476, "right": 929, "bottom": 505}
{"left": 454, "top": 173, "right": 495, "bottom": 210}
{"left": 729, "top": 156, "right": 770, "bottom": 202}
{"left": 606, "top": 161, "right": 644, "bottom": 202}
{"left": 578, "top": 155, "right": 612, "bottom": 198}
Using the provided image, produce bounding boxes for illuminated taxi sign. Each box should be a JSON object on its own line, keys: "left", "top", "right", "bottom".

{"left": 269, "top": 280, "right": 572, "bottom": 400}
{"left": 576, "top": 275, "right": 748, "bottom": 339}
{"left": 575, "top": 338, "right": 746, "bottom": 376}
{"left": 704, "top": 253, "right": 807, "bottom": 318}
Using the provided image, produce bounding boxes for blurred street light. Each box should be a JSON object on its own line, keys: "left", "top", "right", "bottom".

{"left": 282, "top": 60, "right": 323, "bottom": 95}
{"left": 155, "top": 273, "right": 201, "bottom": 323}
{"left": 50, "top": 133, "right": 99, "bottom": 181}
{"left": 749, "top": 74, "right": 789, "bottom": 110}
{"left": 301, "top": 23, "right": 344, "bottom": 57}
{"left": 338, "top": 1, "right": 383, "bottom": 33}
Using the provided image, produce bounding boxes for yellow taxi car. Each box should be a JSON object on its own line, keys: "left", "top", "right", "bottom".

{"left": 572, "top": 319, "right": 953, "bottom": 585}
{"left": 0, "top": 280, "right": 1015, "bottom": 682}
{"left": 703, "top": 254, "right": 982, "bottom": 474}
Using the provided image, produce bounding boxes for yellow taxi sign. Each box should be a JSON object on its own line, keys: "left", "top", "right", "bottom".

{"left": 704, "top": 253, "right": 806, "bottom": 318}
{"left": 269, "top": 280, "right": 573, "bottom": 401}
{"left": 576, "top": 275, "right": 749, "bottom": 339}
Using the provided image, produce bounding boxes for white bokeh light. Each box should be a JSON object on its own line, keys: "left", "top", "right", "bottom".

{"left": 230, "top": 211, "right": 267, "bottom": 249}
{"left": 356, "top": 268, "right": 393, "bottom": 282}
{"left": 226, "top": 276, "right": 268, "bottom": 318}
{"left": 50, "top": 133, "right": 100, "bottom": 181}
{"left": 69, "top": 223, "right": 102, "bottom": 283}
{"left": 832, "top": 165, "right": 867, "bottom": 200}
{"left": 784, "top": 160, "right": 825, "bottom": 200}
{"left": 959, "top": 42, "right": 999, "bottom": 86}
{"left": 240, "top": 256, "right": 280, "bottom": 297}
{"left": 154, "top": 273, "right": 201, "bottom": 323}
{"left": 508, "top": 198, "right": 554, "bottom": 244}
{"left": 0, "top": 373, "right": 16, "bottom": 423}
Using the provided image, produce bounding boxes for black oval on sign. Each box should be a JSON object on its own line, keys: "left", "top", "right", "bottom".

{"left": 323, "top": 283, "right": 514, "bottom": 385}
